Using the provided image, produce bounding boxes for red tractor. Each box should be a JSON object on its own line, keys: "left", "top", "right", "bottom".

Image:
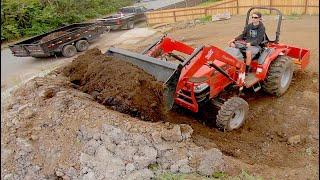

{"left": 107, "top": 7, "right": 310, "bottom": 131}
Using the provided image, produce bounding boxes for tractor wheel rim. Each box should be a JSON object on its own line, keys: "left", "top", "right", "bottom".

{"left": 229, "top": 109, "right": 245, "bottom": 129}
{"left": 281, "top": 66, "right": 291, "bottom": 88}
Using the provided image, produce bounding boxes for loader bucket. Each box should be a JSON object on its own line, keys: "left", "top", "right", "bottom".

{"left": 106, "top": 47, "right": 178, "bottom": 82}
{"left": 106, "top": 47, "right": 180, "bottom": 111}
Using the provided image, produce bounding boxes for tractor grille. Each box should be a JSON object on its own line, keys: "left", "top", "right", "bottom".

{"left": 177, "top": 86, "right": 210, "bottom": 105}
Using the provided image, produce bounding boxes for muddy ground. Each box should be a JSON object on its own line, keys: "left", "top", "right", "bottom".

{"left": 1, "top": 15, "right": 319, "bottom": 179}
{"left": 115, "top": 16, "right": 319, "bottom": 176}
{"left": 161, "top": 15, "right": 319, "bottom": 178}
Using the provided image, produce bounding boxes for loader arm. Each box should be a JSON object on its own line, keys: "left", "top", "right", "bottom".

{"left": 106, "top": 36, "right": 246, "bottom": 112}
{"left": 176, "top": 45, "right": 246, "bottom": 91}
{"left": 143, "top": 36, "right": 195, "bottom": 58}
{"left": 164, "top": 45, "right": 246, "bottom": 112}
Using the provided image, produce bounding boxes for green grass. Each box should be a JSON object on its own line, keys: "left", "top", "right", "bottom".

{"left": 155, "top": 172, "right": 189, "bottom": 180}
{"left": 212, "top": 171, "right": 227, "bottom": 179}
{"left": 148, "top": 163, "right": 160, "bottom": 171}
{"left": 199, "top": 15, "right": 212, "bottom": 22}
{"left": 1, "top": 0, "right": 133, "bottom": 42}
{"left": 155, "top": 170, "right": 264, "bottom": 180}
{"left": 286, "top": 13, "right": 303, "bottom": 20}
{"left": 237, "top": 170, "right": 263, "bottom": 180}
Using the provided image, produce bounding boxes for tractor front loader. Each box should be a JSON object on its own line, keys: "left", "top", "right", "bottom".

{"left": 106, "top": 7, "right": 310, "bottom": 131}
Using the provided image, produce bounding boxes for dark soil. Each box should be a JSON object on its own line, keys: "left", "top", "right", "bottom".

{"left": 62, "top": 48, "right": 164, "bottom": 121}
{"left": 40, "top": 31, "right": 66, "bottom": 43}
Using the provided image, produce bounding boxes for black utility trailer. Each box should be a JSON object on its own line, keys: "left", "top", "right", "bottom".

{"left": 9, "top": 23, "right": 108, "bottom": 58}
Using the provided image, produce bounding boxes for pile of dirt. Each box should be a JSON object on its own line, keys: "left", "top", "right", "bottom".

{"left": 39, "top": 31, "right": 66, "bottom": 43}
{"left": 0, "top": 73, "right": 226, "bottom": 180}
{"left": 62, "top": 48, "right": 164, "bottom": 121}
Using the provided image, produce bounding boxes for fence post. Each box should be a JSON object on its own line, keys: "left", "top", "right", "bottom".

{"left": 173, "top": 11, "right": 177, "bottom": 22}
{"left": 269, "top": 0, "right": 272, "bottom": 14}
{"left": 304, "top": 0, "right": 309, "bottom": 15}
{"left": 236, "top": 0, "right": 239, "bottom": 14}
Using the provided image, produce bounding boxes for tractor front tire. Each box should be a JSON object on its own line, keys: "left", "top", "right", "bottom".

{"left": 262, "top": 55, "right": 294, "bottom": 96}
{"left": 75, "top": 40, "right": 89, "bottom": 52}
{"left": 216, "top": 97, "right": 249, "bottom": 131}
{"left": 62, "top": 45, "right": 77, "bottom": 58}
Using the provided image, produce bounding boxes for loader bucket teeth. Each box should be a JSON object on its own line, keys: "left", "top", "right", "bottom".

{"left": 163, "top": 64, "right": 183, "bottom": 111}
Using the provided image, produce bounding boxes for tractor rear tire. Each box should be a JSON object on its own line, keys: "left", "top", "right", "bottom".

{"left": 262, "top": 55, "right": 294, "bottom": 96}
{"left": 75, "top": 40, "right": 89, "bottom": 52}
{"left": 62, "top": 45, "right": 77, "bottom": 58}
{"left": 216, "top": 97, "right": 249, "bottom": 131}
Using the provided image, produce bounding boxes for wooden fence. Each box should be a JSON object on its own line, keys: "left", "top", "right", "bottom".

{"left": 146, "top": 0, "right": 319, "bottom": 24}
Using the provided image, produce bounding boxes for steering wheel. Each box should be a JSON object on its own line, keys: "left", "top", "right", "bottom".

{"left": 234, "top": 40, "right": 247, "bottom": 50}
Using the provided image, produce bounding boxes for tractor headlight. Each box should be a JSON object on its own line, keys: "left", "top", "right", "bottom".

{"left": 194, "top": 83, "right": 209, "bottom": 93}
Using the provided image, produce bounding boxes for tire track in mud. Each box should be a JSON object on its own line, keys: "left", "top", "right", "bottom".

{"left": 164, "top": 71, "right": 318, "bottom": 168}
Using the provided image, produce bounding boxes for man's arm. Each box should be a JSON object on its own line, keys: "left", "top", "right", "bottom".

{"left": 235, "top": 26, "right": 247, "bottom": 41}
{"left": 249, "top": 26, "right": 265, "bottom": 46}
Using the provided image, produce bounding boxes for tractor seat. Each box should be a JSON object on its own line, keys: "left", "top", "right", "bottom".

{"left": 240, "top": 34, "right": 269, "bottom": 61}
{"left": 239, "top": 46, "right": 262, "bottom": 60}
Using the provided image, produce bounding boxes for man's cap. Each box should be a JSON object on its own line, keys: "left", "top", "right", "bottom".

{"left": 253, "top": 11, "right": 262, "bottom": 18}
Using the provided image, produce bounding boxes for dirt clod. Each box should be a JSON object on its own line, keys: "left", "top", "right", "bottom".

{"left": 288, "top": 135, "right": 302, "bottom": 145}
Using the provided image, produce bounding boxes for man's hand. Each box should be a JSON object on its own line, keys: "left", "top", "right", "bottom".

{"left": 246, "top": 42, "right": 251, "bottom": 47}
{"left": 228, "top": 39, "right": 235, "bottom": 47}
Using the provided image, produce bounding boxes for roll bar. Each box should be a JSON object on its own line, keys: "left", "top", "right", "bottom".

{"left": 246, "top": 6, "right": 283, "bottom": 43}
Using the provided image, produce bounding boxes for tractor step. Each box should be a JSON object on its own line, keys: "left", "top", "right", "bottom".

{"left": 244, "top": 73, "right": 260, "bottom": 88}
{"left": 252, "top": 82, "right": 261, "bottom": 92}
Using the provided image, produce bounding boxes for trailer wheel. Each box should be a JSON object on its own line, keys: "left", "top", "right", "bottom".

{"left": 75, "top": 40, "right": 89, "bottom": 52}
{"left": 262, "top": 55, "right": 293, "bottom": 97}
{"left": 62, "top": 45, "right": 77, "bottom": 57}
{"left": 216, "top": 97, "right": 248, "bottom": 131}
{"left": 127, "top": 21, "right": 134, "bottom": 29}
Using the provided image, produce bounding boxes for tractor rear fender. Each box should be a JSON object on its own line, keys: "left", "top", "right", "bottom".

{"left": 256, "top": 47, "right": 287, "bottom": 79}
{"left": 257, "top": 44, "right": 310, "bottom": 79}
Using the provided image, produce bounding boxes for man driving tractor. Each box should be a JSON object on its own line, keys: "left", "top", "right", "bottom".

{"left": 228, "top": 11, "right": 265, "bottom": 74}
